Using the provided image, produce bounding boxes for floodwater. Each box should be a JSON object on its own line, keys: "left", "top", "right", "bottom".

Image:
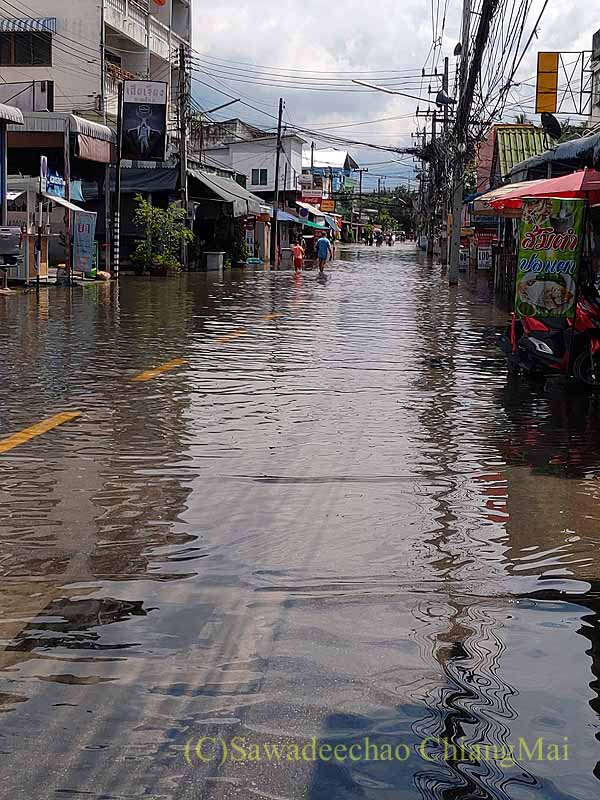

{"left": 1, "top": 244, "right": 600, "bottom": 799}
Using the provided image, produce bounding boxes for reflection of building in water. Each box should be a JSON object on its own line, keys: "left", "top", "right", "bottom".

{"left": 498, "top": 384, "right": 600, "bottom": 583}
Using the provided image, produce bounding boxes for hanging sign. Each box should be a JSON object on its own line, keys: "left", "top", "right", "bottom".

{"left": 73, "top": 211, "right": 97, "bottom": 273}
{"left": 515, "top": 197, "right": 585, "bottom": 319}
{"left": 121, "top": 81, "right": 168, "bottom": 162}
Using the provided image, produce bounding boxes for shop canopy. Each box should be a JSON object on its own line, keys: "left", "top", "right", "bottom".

{"left": 276, "top": 210, "right": 304, "bottom": 223}
{"left": 487, "top": 169, "right": 600, "bottom": 214}
{"left": 296, "top": 200, "right": 326, "bottom": 218}
{"left": 0, "top": 103, "right": 23, "bottom": 125}
{"left": 473, "top": 179, "right": 549, "bottom": 217}
{"left": 189, "top": 168, "right": 268, "bottom": 217}
{"left": 42, "top": 192, "right": 85, "bottom": 212}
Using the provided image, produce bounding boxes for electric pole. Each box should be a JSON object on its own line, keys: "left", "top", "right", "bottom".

{"left": 113, "top": 81, "right": 123, "bottom": 277}
{"left": 448, "top": 0, "right": 498, "bottom": 285}
{"left": 179, "top": 43, "right": 189, "bottom": 268}
{"left": 270, "top": 97, "right": 284, "bottom": 265}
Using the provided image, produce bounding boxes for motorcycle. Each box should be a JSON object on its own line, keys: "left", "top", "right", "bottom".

{"left": 497, "top": 283, "right": 600, "bottom": 386}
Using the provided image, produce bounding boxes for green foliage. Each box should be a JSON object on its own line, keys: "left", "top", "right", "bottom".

{"left": 231, "top": 219, "right": 249, "bottom": 264}
{"left": 131, "top": 194, "right": 194, "bottom": 272}
{"left": 377, "top": 208, "right": 395, "bottom": 231}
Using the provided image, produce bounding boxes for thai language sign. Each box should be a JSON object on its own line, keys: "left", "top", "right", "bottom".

{"left": 121, "top": 81, "right": 168, "bottom": 162}
{"left": 73, "top": 211, "right": 97, "bottom": 273}
{"left": 515, "top": 197, "right": 585, "bottom": 319}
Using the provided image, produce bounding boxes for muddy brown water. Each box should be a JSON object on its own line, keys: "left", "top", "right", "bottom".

{"left": 1, "top": 244, "right": 600, "bottom": 799}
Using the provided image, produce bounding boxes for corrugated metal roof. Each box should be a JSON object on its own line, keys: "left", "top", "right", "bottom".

{"left": 0, "top": 103, "right": 23, "bottom": 125}
{"left": 7, "top": 112, "right": 114, "bottom": 142}
{"left": 495, "top": 126, "right": 548, "bottom": 177}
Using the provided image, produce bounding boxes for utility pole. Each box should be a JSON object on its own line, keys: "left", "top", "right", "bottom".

{"left": 179, "top": 43, "right": 189, "bottom": 268}
{"left": 448, "top": 0, "right": 498, "bottom": 285}
{"left": 357, "top": 168, "right": 367, "bottom": 240}
{"left": 311, "top": 141, "right": 315, "bottom": 170}
{"left": 113, "top": 81, "right": 123, "bottom": 278}
{"left": 427, "top": 110, "right": 437, "bottom": 258}
{"left": 270, "top": 97, "right": 284, "bottom": 265}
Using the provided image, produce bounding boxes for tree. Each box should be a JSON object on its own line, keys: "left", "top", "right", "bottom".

{"left": 132, "top": 194, "right": 194, "bottom": 272}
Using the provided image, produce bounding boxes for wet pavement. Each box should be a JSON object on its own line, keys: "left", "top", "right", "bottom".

{"left": 1, "top": 243, "right": 600, "bottom": 799}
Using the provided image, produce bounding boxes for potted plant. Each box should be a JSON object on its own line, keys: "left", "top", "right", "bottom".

{"left": 131, "top": 194, "right": 194, "bottom": 275}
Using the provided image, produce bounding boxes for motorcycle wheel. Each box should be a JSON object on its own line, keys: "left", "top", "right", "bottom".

{"left": 573, "top": 349, "right": 600, "bottom": 386}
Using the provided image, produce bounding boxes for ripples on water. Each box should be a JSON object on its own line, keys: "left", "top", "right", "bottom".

{"left": 0, "top": 246, "right": 599, "bottom": 798}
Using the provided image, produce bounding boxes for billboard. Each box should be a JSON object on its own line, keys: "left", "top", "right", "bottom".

{"left": 535, "top": 52, "right": 559, "bottom": 114}
{"left": 121, "top": 81, "right": 168, "bottom": 162}
{"left": 515, "top": 198, "right": 585, "bottom": 319}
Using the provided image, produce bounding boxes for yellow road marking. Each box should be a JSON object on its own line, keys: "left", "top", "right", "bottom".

{"left": 132, "top": 358, "right": 187, "bottom": 383}
{"left": 215, "top": 331, "right": 247, "bottom": 344}
{"left": 261, "top": 312, "right": 284, "bottom": 321}
{"left": 0, "top": 411, "right": 81, "bottom": 455}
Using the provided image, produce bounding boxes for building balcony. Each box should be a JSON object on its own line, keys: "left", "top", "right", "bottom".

{"left": 105, "top": 0, "right": 188, "bottom": 62}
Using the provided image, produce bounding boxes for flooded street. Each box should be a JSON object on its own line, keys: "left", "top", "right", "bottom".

{"left": 2, "top": 243, "right": 600, "bottom": 799}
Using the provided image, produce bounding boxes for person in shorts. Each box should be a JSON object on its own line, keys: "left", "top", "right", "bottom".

{"left": 291, "top": 239, "right": 305, "bottom": 271}
{"left": 316, "top": 234, "right": 333, "bottom": 272}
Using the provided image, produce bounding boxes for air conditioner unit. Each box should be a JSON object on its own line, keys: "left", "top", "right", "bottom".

{"left": 33, "top": 81, "right": 54, "bottom": 112}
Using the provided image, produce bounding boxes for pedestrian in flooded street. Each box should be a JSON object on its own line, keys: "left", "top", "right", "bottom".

{"left": 316, "top": 233, "right": 333, "bottom": 273}
{"left": 291, "top": 239, "right": 305, "bottom": 272}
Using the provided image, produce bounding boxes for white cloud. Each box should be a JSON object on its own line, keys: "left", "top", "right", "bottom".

{"left": 192, "top": 0, "right": 599, "bottom": 184}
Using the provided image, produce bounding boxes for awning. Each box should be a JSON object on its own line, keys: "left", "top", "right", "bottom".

{"left": 83, "top": 167, "right": 178, "bottom": 200}
{"left": 6, "top": 190, "right": 25, "bottom": 201}
{"left": 42, "top": 192, "right": 85, "bottom": 212}
{"left": 276, "top": 210, "right": 304, "bottom": 223}
{"left": 0, "top": 103, "right": 23, "bottom": 125}
{"left": 303, "top": 219, "right": 327, "bottom": 229}
{"left": 323, "top": 213, "right": 341, "bottom": 233}
{"left": 473, "top": 179, "right": 549, "bottom": 217}
{"left": 188, "top": 168, "right": 264, "bottom": 217}
{"left": 296, "top": 200, "right": 325, "bottom": 217}
{"left": 0, "top": 17, "right": 56, "bottom": 32}
{"left": 71, "top": 115, "right": 115, "bottom": 163}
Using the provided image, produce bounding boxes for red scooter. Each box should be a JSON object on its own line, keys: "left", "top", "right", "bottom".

{"left": 497, "top": 283, "right": 600, "bottom": 386}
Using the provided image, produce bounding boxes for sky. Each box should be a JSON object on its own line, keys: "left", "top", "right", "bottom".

{"left": 191, "top": 0, "right": 599, "bottom": 191}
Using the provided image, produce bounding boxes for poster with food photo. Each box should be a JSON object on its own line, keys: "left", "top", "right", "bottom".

{"left": 515, "top": 197, "right": 585, "bottom": 319}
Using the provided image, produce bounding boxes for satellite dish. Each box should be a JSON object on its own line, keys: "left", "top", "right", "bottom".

{"left": 454, "top": 42, "right": 462, "bottom": 56}
{"left": 436, "top": 89, "right": 456, "bottom": 107}
{"left": 541, "top": 112, "right": 561, "bottom": 140}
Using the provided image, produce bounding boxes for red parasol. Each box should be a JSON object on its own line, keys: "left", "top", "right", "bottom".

{"left": 489, "top": 168, "right": 600, "bottom": 213}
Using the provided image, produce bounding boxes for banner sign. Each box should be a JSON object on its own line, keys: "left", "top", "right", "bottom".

{"left": 515, "top": 197, "right": 585, "bottom": 319}
{"left": 73, "top": 211, "right": 97, "bottom": 273}
{"left": 121, "top": 81, "right": 168, "bottom": 162}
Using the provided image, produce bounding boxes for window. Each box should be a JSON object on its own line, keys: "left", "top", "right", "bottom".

{"left": 251, "top": 168, "right": 268, "bottom": 186}
{"left": 0, "top": 32, "right": 52, "bottom": 67}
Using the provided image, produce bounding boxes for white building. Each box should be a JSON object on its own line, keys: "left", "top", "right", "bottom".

{"left": 0, "top": 0, "right": 191, "bottom": 122}
{"left": 206, "top": 134, "right": 305, "bottom": 194}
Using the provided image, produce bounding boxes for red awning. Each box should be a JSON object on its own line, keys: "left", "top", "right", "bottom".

{"left": 489, "top": 169, "right": 600, "bottom": 213}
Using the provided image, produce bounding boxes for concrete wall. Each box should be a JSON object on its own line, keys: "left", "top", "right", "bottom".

{"left": 0, "top": 0, "right": 102, "bottom": 115}
{"left": 222, "top": 136, "right": 304, "bottom": 193}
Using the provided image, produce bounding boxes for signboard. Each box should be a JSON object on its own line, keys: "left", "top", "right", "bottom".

{"left": 535, "top": 52, "right": 559, "bottom": 114}
{"left": 73, "top": 211, "right": 97, "bottom": 273}
{"left": 298, "top": 174, "right": 313, "bottom": 189}
{"left": 301, "top": 190, "right": 322, "bottom": 206}
{"left": 459, "top": 248, "right": 469, "bottom": 271}
{"left": 477, "top": 246, "right": 492, "bottom": 270}
{"left": 474, "top": 229, "right": 498, "bottom": 247}
{"left": 121, "top": 81, "right": 168, "bottom": 162}
{"left": 320, "top": 199, "right": 336, "bottom": 213}
{"left": 46, "top": 171, "right": 65, "bottom": 198}
{"left": 515, "top": 197, "right": 585, "bottom": 319}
